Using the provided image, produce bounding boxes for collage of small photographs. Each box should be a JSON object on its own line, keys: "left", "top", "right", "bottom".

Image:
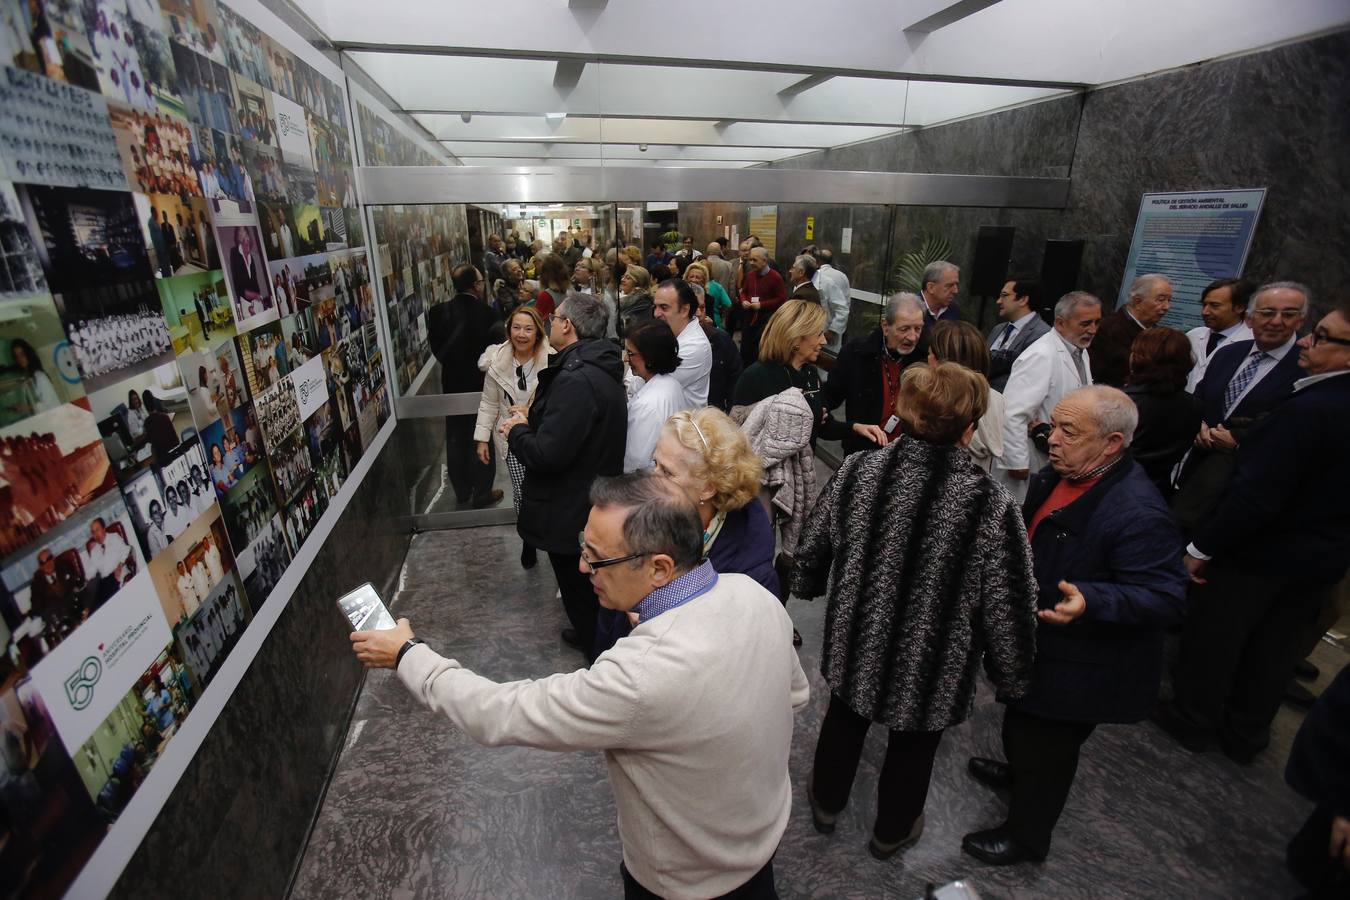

{"left": 0, "top": 0, "right": 425, "bottom": 892}
{"left": 373, "top": 203, "right": 471, "bottom": 393}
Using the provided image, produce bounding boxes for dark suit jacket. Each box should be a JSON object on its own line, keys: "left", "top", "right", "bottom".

{"left": 1192, "top": 372, "right": 1350, "bottom": 585}
{"left": 1087, "top": 308, "right": 1143, "bottom": 388}
{"left": 987, "top": 313, "right": 1052, "bottom": 391}
{"left": 789, "top": 282, "right": 821, "bottom": 304}
{"left": 1194, "top": 338, "right": 1300, "bottom": 427}
{"left": 824, "top": 327, "right": 922, "bottom": 455}
{"left": 427, "top": 292, "right": 498, "bottom": 394}
{"left": 1125, "top": 383, "right": 1201, "bottom": 495}
{"left": 917, "top": 298, "right": 962, "bottom": 360}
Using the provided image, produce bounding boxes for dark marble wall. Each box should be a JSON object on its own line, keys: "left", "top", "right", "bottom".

{"left": 108, "top": 423, "right": 416, "bottom": 899}
{"left": 769, "top": 31, "right": 1350, "bottom": 318}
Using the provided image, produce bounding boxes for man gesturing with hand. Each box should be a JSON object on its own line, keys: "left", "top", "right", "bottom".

{"left": 962, "top": 386, "right": 1189, "bottom": 867}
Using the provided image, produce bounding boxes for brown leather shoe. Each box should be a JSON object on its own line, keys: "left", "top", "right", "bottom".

{"left": 470, "top": 489, "right": 504, "bottom": 509}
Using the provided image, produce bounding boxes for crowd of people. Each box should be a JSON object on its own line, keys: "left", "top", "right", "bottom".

{"left": 354, "top": 234, "right": 1350, "bottom": 899}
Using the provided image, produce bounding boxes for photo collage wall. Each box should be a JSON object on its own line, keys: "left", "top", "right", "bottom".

{"left": 371, "top": 203, "right": 470, "bottom": 394}
{"left": 0, "top": 0, "right": 391, "bottom": 893}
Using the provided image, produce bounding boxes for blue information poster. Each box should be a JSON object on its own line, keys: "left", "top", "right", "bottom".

{"left": 1117, "top": 188, "right": 1266, "bottom": 330}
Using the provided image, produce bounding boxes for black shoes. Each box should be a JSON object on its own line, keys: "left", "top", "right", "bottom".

{"left": 961, "top": 827, "right": 1044, "bottom": 865}
{"left": 470, "top": 488, "right": 504, "bottom": 509}
{"left": 1294, "top": 659, "right": 1319, "bottom": 681}
{"left": 1151, "top": 703, "right": 1212, "bottom": 753}
{"left": 1284, "top": 680, "right": 1317, "bottom": 710}
{"left": 868, "top": 814, "right": 925, "bottom": 861}
{"left": 967, "top": 757, "right": 1012, "bottom": 791}
{"left": 520, "top": 543, "right": 537, "bottom": 569}
{"left": 805, "top": 782, "right": 836, "bottom": 834}
{"left": 560, "top": 627, "right": 584, "bottom": 651}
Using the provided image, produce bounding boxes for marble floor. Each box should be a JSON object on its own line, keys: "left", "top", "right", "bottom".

{"left": 291, "top": 524, "right": 1345, "bottom": 899}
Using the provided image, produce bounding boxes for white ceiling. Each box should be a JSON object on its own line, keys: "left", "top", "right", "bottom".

{"left": 292, "top": 0, "right": 1350, "bottom": 167}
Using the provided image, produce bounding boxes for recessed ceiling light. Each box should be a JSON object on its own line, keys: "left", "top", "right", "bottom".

{"left": 545, "top": 112, "right": 566, "bottom": 121}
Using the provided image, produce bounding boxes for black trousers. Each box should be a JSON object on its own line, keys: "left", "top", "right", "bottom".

{"left": 811, "top": 694, "right": 944, "bottom": 843}
{"left": 740, "top": 323, "right": 765, "bottom": 368}
{"left": 1000, "top": 706, "right": 1096, "bottom": 859}
{"left": 1172, "top": 565, "right": 1332, "bottom": 757}
{"left": 548, "top": 552, "right": 599, "bottom": 663}
{"left": 1287, "top": 803, "right": 1350, "bottom": 898}
{"left": 621, "top": 857, "right": 776, "bottom": 900}
{"left": 445, "top": 414, "right": 494, "bottom": 503}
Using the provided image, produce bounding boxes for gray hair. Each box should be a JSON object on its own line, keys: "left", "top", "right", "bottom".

{"left": 749, "top": 246, "right": 769, "bottom": 263}
{"left": 1066, "top": 385, "right": 1138, "bottom": 446}
{"left": 1053, "top": 291, "right": 1102, "bottom": 321}
{"left": 1253, "top": 280, "right": 1312, "bottom": 315}
{"left": 922, "top": 260, "right": 957, "bottom": 290}
{"left": 1127, "top": 273, "right": 1171, "bottom": 302}
{"left": 792, "top": 255, "right": 818, "bottom": 280}
{"left": 558, "top": 292, "right": 609, "bottom": 339}
{"left": 589, "top": 472, "right": 703, "bottom": 571}
{"left": 884, "top": 291, "right": 926, "bottom": 324}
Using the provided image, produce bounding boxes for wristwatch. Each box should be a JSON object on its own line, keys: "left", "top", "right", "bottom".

{"left": 395, "top": 638, "right": 425, "bottom": 669}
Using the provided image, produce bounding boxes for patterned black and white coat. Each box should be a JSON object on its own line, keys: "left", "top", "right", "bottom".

{"left": 791, "top": 435, "right": 1039, "bottom": 732}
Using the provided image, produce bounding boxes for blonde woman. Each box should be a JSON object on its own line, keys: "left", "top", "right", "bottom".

{"left": 684, "top": 261, "right": 732, "bottom": 329}
{"left": 475, "top": 306, "right": 554, "bottom": 568}
{"left": 594, "top": 406, "right": 780, "bottom": 655}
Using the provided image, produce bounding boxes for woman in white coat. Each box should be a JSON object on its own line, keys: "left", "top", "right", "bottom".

{"left": 474, "top": 306, "right": 553, "bottom": 568}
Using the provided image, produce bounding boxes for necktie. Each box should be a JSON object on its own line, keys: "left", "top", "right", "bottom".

{"left": 1223, "top": 350, "right": 1268, "bottom": 415}
{"left": 1205, "top": 330, "right": 1225, "bottom": 357}
{"left": 997, "top": 323, "right": 1015, "bottom": 349}
{"left": 1072, "top": 349, "right": 1087, "bottom": 385}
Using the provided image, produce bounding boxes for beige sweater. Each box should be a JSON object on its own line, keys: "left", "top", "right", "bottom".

{"left": 399, "top": 574, "right": 810, "bottom": 899}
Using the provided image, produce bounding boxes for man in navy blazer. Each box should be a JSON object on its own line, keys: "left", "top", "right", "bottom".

{"left": 916, "top": 260, "right": 961, "bottom": 358}
{"left": 1172, "top": 284, "right": 1306, "bottom": 508}
{"left": 1157, "top": 286, "right": 1350, "bottom": 763}
{"left": 987, "top": 277, "right": 1052, "bottom": 391}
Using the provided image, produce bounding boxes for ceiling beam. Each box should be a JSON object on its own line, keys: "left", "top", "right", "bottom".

{"left": 333, "top": 42, "right": 1087, "bottom": 90}
{"left": 777, "top": 73, "right": 833, "bottom": 97}
{"left": 404, "top": 110, "right": 922, "bottom": 130}
{"left": 903, "top": 0, "right": 1004, "bottom": 34}
{"left": 553, "top": 59, "right": 586, "bottom": 89}
{"left": 440, "top": 138, "right": 834, "bottom": 150}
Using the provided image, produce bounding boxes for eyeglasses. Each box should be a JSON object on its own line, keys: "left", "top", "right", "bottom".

{"left": 1250, "top": 308, "right": 1303, "bottom": 321}
{"left": 515, "top": 364, "right": 527, "bottom": 391}
{"left": 578, "top": 531, "right": 650, "bottom": 572}
{"left": 1310, "top": 328, "right": 1350, "bottom": 347}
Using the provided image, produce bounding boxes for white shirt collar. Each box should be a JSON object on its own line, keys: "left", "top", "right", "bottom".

{"left": 1254, "top": 333, "right": 1298, "bottom": 361}
{"left": 1125, "top": 308, "right": 1146, "bottom": 329}
{"left": 1218, "top": 320, "right": 1247, "bottom": 338}
{"left": 1294, "top": 369, "right": 1350, "bottom": 392}
{"left": 1005, "top": 312, "right": 1035, "bottom": 334}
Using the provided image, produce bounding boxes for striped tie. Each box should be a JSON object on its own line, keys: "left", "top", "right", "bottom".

{"left": 1223, "top": 350, "right": 1267, "bottom": 416}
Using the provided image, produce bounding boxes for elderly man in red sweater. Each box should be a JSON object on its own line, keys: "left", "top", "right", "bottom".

{"left": 738, "top": 246, "right": 787, "bottom": 366}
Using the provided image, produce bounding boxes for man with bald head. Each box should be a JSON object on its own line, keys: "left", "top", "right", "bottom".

{"left": 963, "top": 385, "right": 1189, "bottom": 866}
{"left": 352, "top": 472, "right": 808, "bottom": 899}
{"left": 1088, "top": 273, "right": 1173, "bottom": 387}
{"left": 702, "top": 240, "right": 736, "bottom": 301}
{"left": 738, "top": 245, "right": 787, "bottom": 366}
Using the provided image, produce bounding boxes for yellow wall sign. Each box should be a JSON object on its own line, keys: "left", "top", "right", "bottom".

{"left": 805, "top": 216, "right": 815, "bottom": 240}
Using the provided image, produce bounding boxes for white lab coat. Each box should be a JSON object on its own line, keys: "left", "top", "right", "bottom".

{"left": 999, "top": 330, "right": 1093, "bottom": 477}
{"left": 1185, "top": 322, "right": 1253, "bottom": 392}
{"left": 624, "top": 374, "right": 691, "bottom": 473}
{"left": 814, "top": 265, "right": 851, "bottom": 351}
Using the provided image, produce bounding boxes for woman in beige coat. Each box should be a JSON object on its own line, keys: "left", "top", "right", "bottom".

{"left": 474, "top": 305, "right": 553, "bottom": 567}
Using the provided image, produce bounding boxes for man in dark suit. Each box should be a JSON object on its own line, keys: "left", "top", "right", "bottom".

{"left": 824, "top": 292, "right": 925, "bottom": 455}
{"left": 1088, "top": 273, "right": 1172, "bottom": 387}
{"left": 428, "top": 264, "right": 502, "bottom": 509}
{"left": 787, "top": 255, "right": 821, "bottom": 303}
{"left": 501, "top": 294, "right": 627, "bottom": 662}
{"left": 1171, "top": 282, "right": 1306, "bottom": 529}
{"left": 987, "top": 277, "right": 1051, "bottom": 391}
{"left": 920, "top": 260, "right": 961, "bottom": 326}
{"left": 1159, "top": 290, "right": 1350, "bottom": 763}
{"left": 963, "top": 385, "right": 1189, "bottom": 865}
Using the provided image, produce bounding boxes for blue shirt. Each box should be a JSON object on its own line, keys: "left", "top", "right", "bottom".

{"left": 634, "top": 560, "right": 718, "bottom": 623}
